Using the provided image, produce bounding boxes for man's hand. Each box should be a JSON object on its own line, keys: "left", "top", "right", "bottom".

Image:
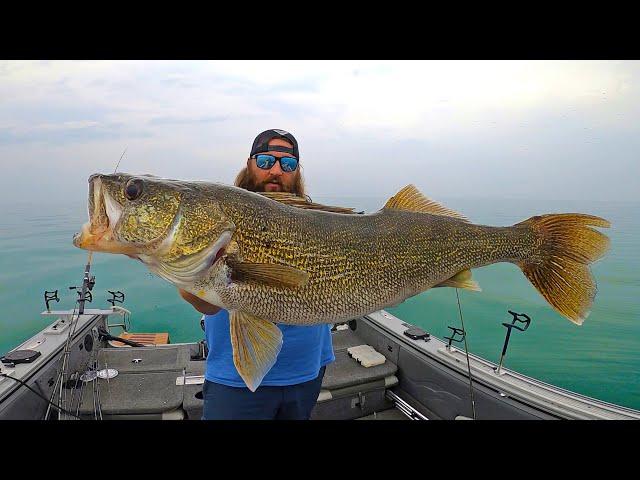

{"left": 178, "top": 288, "right": 221, "bottom": 315}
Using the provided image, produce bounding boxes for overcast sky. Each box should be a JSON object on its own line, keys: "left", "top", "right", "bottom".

{"left": 0, "top": 60, "right": 638, "bottom": 206}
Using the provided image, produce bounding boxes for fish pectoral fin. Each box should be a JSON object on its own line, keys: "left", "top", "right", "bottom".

{"left": 434, "top": 269, "right": 482, "bottom": 292}
{"left": 258, "top": 192, "right": 362, "bottom": 214}
{"left": 384, "top": 185, "right": 469, "bottom": 222}
{"left": 228, "top": 260, "right": 309, "bottom": 288}
{"left": 230, "top": 310, "right": 283, "bottom": 392}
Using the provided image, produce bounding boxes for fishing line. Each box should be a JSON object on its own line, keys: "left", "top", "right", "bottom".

{"left": 455, "top": 288, "right": 477, "bottom": 420}
{"left": 95, "top": 361, "right": 103, "bottom": 420}
{"left": 75, "top": 329, "right": 101, "bottom": 419}
{"left": 58, "top": 251, "right": 94, "bottom": 418}
{"left": 67, "top": 144, "right": 124, "bottom": 418}
{"left": 67, "top": 373, "right": 82, "bottom": 419}
{"left": 60, "top": 303, "right": 80, "bottom": 417}
{"left": 75, "top": 378, "right": 85, "bottom": 418}
{"left": 1, "top": 373, "right": 82, "bottom": 420}
{"left": 51, "top": 250, "right": 94, "bottom": 419}
{"left": 56, "top": 301, "right": 79, "bottom": 419}
{"left": 114, "top": 147, "right": 127, "bottom": 173}
{"left": 46, "top": 147, "right": 121, "bottom": 419}
{"left": 44, "top": 358, "right": 65, "bottom": 420}
{"left": 92, "top": 361, "right": 98, "bottom": 420}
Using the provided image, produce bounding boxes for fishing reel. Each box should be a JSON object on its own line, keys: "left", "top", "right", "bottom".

{"left": 69, "top": 286, "right": 92, "bottom": 304}
{"left": 68, "top": 276, "right": 95, "bottom": 292}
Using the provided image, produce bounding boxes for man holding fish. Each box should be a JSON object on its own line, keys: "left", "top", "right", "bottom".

{"left": 178, "top": 129, "right": 335, "bottom": 420}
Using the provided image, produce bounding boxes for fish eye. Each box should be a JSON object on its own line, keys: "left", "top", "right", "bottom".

{"left": 124, "top": 178, "right": 144, "bottom": 201}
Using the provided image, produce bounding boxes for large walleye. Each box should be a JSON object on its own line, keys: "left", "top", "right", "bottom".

{"left": 73, "top": 173, "right": 610, "bottom": 391}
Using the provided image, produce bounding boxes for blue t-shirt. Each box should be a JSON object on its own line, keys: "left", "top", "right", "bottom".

{"left": 204, "top": 309, "right": 335, "bottom": 387}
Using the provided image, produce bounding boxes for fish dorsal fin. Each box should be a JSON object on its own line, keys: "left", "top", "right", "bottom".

{"left": 258, "top": 192, "right": 362, "bottom": 215}
{"left": 384, "top": 185, "right": 469, "bottom": 222}
{"left": 230, "top": 310, "right": 283, "bottom": 391}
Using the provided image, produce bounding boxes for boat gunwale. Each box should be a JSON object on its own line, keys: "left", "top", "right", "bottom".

{"left": 364, "top": 310, "right": 640, "bottom": 419}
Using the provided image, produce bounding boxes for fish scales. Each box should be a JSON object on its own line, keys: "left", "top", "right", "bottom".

{"left": 207, "top": 185, "right": 535, "bottom": 325}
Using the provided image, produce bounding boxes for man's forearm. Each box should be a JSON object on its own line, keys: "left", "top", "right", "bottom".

{"left": 178, "top": 289, "right": 221, "bottom": 315}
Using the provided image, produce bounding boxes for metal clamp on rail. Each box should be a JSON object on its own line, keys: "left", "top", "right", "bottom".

{"left": 494, "top": 310, "right": 531, "bottom": 375}
{"left": 444, "top": 326, "right": 465, "bottom": 350}
{"left": 44, "top": 290, "right": 59, "bottom": 312}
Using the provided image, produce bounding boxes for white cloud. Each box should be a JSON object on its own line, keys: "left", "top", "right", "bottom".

{"left": 0, "top": 60, "right": 638, "bottom": 202}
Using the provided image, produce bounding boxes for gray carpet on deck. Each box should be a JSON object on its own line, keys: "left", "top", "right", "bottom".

{"left": 357, "top": 408, "right": 409, "bottom": 420}
{"left": 76, "top": 329, "right": 398, "bottom": 418}
{"left": 77, "top": 371, "right": 184, "bottom": 415}
{"left": 322, "top": 329, "right": 398, "bottom": 391}
{"left": 186, "top": 360, "right": 206, "bottom": 376}
{"left": 74, "top": 345, "right": 194, "bottom": 417}
{"left": 331, "top": 328, "right": 363, "bottom": 352}
{"left": 97, "top": 345, "right": 191, "bottom": 373}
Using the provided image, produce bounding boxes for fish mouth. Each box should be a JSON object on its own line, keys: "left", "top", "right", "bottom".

{"left": 73, "top": 175, "right": 135, "bottom": 254}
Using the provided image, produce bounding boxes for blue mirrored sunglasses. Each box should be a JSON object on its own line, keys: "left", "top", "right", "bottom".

{"left": 253, "top": 154, "right": 298, "bottom": 172}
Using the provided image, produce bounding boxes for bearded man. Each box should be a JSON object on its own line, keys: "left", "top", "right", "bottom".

{"left": 179, "top": 129, "right": 335, "bottom": 420}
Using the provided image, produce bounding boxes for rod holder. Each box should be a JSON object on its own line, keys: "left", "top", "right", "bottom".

{"left": 444, "top": 326, "right": 465, "bottom": 350}
{"left": 44, "top": 290, "right": 59, "bottom": 312}
{"left": 495, "top": 310, "right": 531, "bottom": 375}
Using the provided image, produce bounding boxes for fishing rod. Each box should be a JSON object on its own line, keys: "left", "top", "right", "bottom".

{"left": 73, "top": 253, "right": 95, "bottom": 316}
{"left": 47, "top": 148, "right": 129, "bottom": 419}
{"left": 0, "top": 373, "right": 82, "bottom": 420}
{"left": 56, "top": 252, "right": 96, "bottom": 418}
{"left": 71, "top": 146, "right": 129, "bottom": 420}
{"left": 454, "top": 288, "right": 477, "bottom": 420}
{"left": 114, "top": 146, "right": 127, "bottom": 173}
{"left": 49, "top": 144, "right": 118, "bottom": 417}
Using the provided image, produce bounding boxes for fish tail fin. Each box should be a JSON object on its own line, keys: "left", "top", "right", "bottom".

{"left": 515, "top": 213, "right": 610, "bottom": 325}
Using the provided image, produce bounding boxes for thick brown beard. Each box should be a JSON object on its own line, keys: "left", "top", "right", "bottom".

{"left": 234, "top": 164, "right": 306, "bottom": 197}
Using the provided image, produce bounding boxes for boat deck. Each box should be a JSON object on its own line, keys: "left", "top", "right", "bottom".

{"left": 68, "top": 326, "right": 408, "bottom": 420}
{"left": 2, "top": 308, "right": 639, "bottom": 420}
